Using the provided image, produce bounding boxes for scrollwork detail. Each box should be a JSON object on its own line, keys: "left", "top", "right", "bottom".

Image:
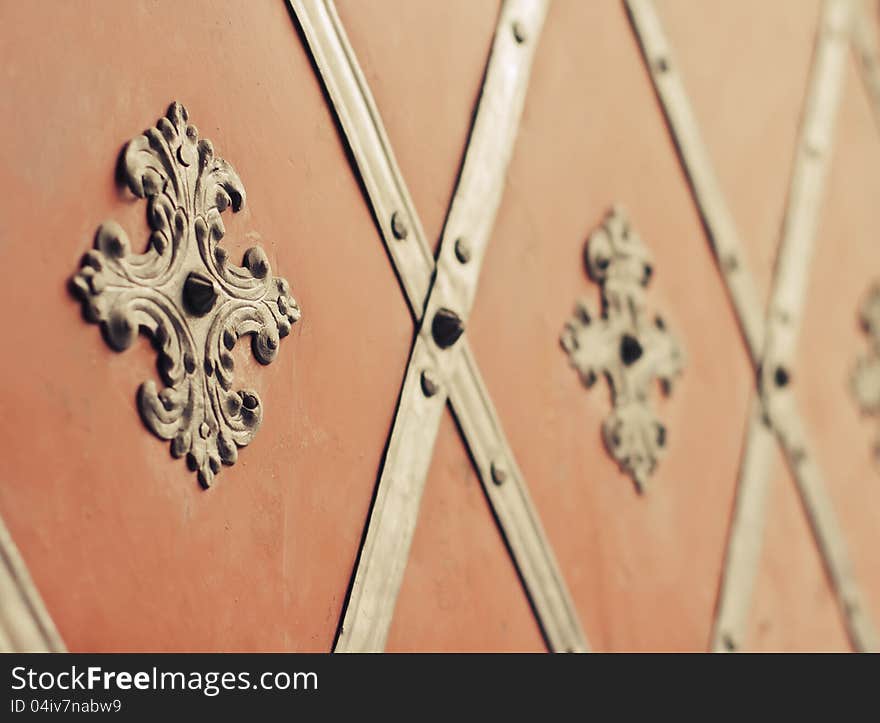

{"left": 560, "top": 206, "right": 684, "bottom": 492}
{"left": 70, "top": 102, "right": 300, "bottom": 487}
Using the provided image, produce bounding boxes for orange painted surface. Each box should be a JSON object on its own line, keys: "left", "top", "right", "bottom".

{"left": 784, "top": 49, "right": 880, "bottom": 646}
{"left": 467, "top": 0, "right": 753, "bottom": 651}
{"left": 745, "top": 450, "right": 850, "bottom": 652}
{"left": 662, "top": 0, "right": 858, "bottom": 649}
{"left": 0, "top": 0, "right": 412, "bottom": 651}
{"left": 385, "top": 411, "right": 546, "bottom": 652}
{"left": 1, "top": 0, "right": 879, "bottom": 653}
{"left": 335, "top": 0, "right": 501, "bottom": 249}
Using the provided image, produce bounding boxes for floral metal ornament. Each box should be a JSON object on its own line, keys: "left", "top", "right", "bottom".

{"left": 70, "top": 102, "right": 301, "bottom": 488}
{"left": 560, "top": 206, "right": 684, "bottom": 492}
{"left": 851, "top": 284, "right": 880, "bottom": 463}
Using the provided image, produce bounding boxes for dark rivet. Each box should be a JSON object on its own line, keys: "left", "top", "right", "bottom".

{"left": 620, "top": 334, "right": 643, "bottom": 366}
{"left": 642, "top": 263, "right": 653, "bottom": 286}
{"left": 182, "top": 271, "right": 218, "bottom": 316}
{"left": 722, "top": 634, "right": 737, "bottom": 652}
{"left": 432, "top": 308, "right": 465, "bottom": 349}
{"left": 596, "top": 256, "right": 610, "bottom": 271}
{"left": 512, "top": 20, "right": 527, "bottom": 44}
{"left": 722, "top": 254, "right": 739, "bottom": 273}
{"left": 655, "top": 56, "right": 669, "bottom": 73}
{"left": 654, "top": 315, "right": 666, "bottom": 331}
{"left": 420, "top": 369, "right": 440, "bottom": 397}
{"left": 774, "top": 366, "right": 790, "bottom": 387}
{"left": 656, "top": 424, "right": 666, "bottom": 448}
{"left": 491, "top": 461, "right": 507, "bottom": 486}
{"left": 454, "top": 237, "right": 472, "bottom": 264}
{"left": 391, "top": 211, "right": 408, "bottom": 240}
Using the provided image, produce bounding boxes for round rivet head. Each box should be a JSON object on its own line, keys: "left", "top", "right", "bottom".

{"left": 774, "top": 366, "right": 790, "bottom": 388}
{"left": 454, "top": 237, "right": 472, "bottom": 264}
{"left": 491, "top": 461, "right": 507, "bottom": 486}
{"left": 432, "top": 308, "right": 465, "bottom": 349}
{"left": 512, "top": 20, "right": 527, "bottom": 44}
{"left": 619, "top": 334, "right": 643, "bottom": 367}
{"left": 420, "top": 369, "right": 440, "bottom": 397}
{"left": 391, "top": 211, "right": 408, "bottom": 240}
{"left": 183, "top": 271, "right": 218, "bottom": 316}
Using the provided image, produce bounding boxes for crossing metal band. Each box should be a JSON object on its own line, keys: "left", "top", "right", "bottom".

{"left": 626, "top": 0, "right": 879, "bottom": 652}
{"left": 290, "top": 0, "right": 588, "bottom": 652}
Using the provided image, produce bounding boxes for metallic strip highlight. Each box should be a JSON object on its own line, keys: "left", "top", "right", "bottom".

{"left": 290, "top": 0, "right": 587, "bottom": 652}
{"left": 0, "top": 515, "right": 65, "bottom": 652}
{"left": 851, "top": 0, "right": 880, "bottom": 135}
{"left": 627, "top": 0, "right": 877, "bottom": 652}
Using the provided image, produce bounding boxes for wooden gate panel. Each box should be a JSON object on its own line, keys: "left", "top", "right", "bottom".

{"left": 334, "top": 0, "right": 501, "bottom": 251}
{"left": 0, "top": 0, "right": 413, "bottom": 651}
{"left": 384, "top": 411, "right": 546, "bottom": 652}
{"left": 657, "top": 0, "right": 821, "bottom": 310}
{"left": 467, "top": 0, "right": 753, "bottom": 651}
{"left": 745, "top": 449, "right": 850, "bottom": 651}
{"left": 785, "top": 48, "right": 880, "bottom": 641}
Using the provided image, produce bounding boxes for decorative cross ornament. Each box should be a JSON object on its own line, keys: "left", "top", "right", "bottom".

{"left": 70, "top": 102, "right": 300, "bottom": 488}
{"left": 851, "top": 284, "right": 880, "bottom": 462}
{"left": 561, "top": 206, "right": 684, "bottom": 492}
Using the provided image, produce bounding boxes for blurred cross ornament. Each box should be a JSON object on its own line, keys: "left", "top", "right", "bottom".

{"left": 561, "top": 206, "right": 684, "bottom": 492}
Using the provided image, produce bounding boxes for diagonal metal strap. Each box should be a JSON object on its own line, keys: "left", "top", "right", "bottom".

{"left": 627, "top": 0, "right": 878, "bottom": 652}
{"left": 0, "top": 515, "right": 65, "bottom": 652}
{"left": 290, "top": 0, "right": 587, "bottom": 652}
{"left": 852, "top": 0, "right": 880, "bottom": 134}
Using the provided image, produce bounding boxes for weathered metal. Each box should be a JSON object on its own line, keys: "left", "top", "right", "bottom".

{"left": 561, "top": 206, "right": 684, "bottom": 492}
{"left": 628, "top": 0, "right": 878, "bottom": 652}
{"left": 1, "top": 0, "right": 879, "bottom": 653}
{"left": 292, "top": 0, "right": 586, "bottom": 653}
{"left": 69, "top": 102, "right": 301, "bottom": 488}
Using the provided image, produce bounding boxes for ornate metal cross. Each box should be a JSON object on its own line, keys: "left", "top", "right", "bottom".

{"left": 70, "top": 102, "right": 300, "bottom": 488}
{"left": 561, "top": 206, "right": 684, "bottom": 492}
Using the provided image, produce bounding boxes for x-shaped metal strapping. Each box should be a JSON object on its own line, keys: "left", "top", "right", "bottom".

{"left": 627, "top": 0, "right": 879, "bottom": 651}
{"left": 290, "top": 0, "right": 587, "bottom": 652}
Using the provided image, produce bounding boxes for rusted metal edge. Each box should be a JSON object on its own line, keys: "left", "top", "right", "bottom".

{"left": 0, "top": 514, "right": 65, "bottom": 652}
{"left": 626, "top": 0, "right": 878, "bottom": 652}
{"left": 290, "top": 0, "right": 587, "bottom": 652}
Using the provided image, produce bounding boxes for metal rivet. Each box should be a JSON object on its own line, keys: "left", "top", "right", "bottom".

{"left": 432, "top": 308, "right": 465, "bottom": 349}
{"left": 774, "top": 366, "right": 790, "bottom": 388}
{"left": 420, "top": 369, "right": 440, "bottom": 397}
{"left": 454, "top": 237, "right": 472, "bottom": 264}
{"left": 512, "top": 20, "right": 527, "bottom": 44}
{"left": 391, "top": 211, "right": 408, "bottom": 240}
{"left": 654, "top": 56, "right": 669, "bottom": 73}
{"left": 491, "top": 461, "right": 507, "bottom": 486}
{"left": 182, "top": 271, "right": 218, "bottom": 316}
{"left": 620, "top": 334, "right": 643, "bottom": 366}
{"left": 722, "top": 254, "right": 739, "bottom": 274}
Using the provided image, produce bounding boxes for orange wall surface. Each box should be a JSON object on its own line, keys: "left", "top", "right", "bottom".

{"left": 1, "top": 0, "right": 878, "bottom": 651}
